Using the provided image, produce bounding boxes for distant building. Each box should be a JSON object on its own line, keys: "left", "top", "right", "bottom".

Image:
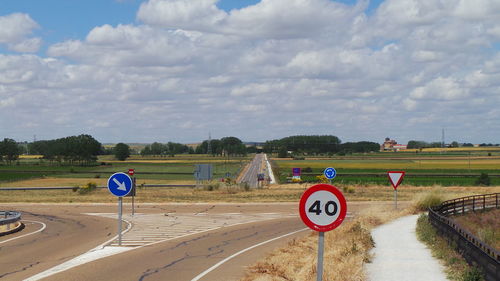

{"left": 381, "top": 137, "right": 407, "bottom": 151}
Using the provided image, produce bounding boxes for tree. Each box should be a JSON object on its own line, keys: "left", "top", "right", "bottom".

{"left": 221, "top": 136, "right": 246, "bottom": 156}
{"left": 264, "top": 135, "right": 341, "bottom": 155}
{"left": 114, "top": 143, "right": 130, "bottom": 161}
{"left": 450, "top": 141, "right": 459, "bottom": 148}
{"left": 475, "top": 173, "right": 491, "bottom": 186}
{"left": 0, "top": 138, "right": 20, "bottom": 163}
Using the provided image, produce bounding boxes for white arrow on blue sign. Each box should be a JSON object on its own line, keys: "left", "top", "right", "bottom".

{"left": 323, "top": 167, "right": 337, "bottom": 179}
{"left": 108, "top": 172, "right": 133, "bottom": 197}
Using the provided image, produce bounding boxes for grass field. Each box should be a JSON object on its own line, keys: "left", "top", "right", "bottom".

{"left": 0, "top": 155, "right": 247, "bottom": 185}
{"left": 273, "top": 152, "right": 500, "bottom": 186}
{"left": 455, "top": 208, "right": 499, "bottom": 250}
{"left": 0, "top": 181, "right": 497, "bottom": 203}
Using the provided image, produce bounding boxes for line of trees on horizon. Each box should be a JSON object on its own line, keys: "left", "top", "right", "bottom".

{"left": 2, "top": 134, "right": 499, "bottom": 165}
{"left": 28, "top": 134, "right": 102, "bottom": 165}
{"left": 406, "top": 140, "right": 500, "bottom": 149}
{"left": 263, "top": 135, "right": 380, "bottom": 157}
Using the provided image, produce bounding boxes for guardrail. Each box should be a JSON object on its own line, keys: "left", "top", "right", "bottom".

{"left": 428, "top": 193, "right": 499, "bottom": 281}
{"left": 0, "top": 211, "right": 24, "bottom": 236}
{"left": 0, "top": 184, "right": 196, "bottom": 191}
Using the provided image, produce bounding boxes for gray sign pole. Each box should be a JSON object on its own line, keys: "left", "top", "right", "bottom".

{"left": 317, "top": 231, "right": 325, "bottom": 281}
{"left": 394, "top": 189, "right": 398, "bottom": 209}
{"left": 132, "top": 177, "right": 136, "bottom": 216}
{"left": 118, "top": 197, "right": 122, "bottom": 246}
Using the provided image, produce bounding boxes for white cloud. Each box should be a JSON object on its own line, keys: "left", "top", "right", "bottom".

{"left": 410, "top": 77, "right": 469, "bottom": 100}
{"left": 0, "top": 13, "right": 41, "bottom": 53}
{"left": 137, "top": 0, "right": 227, "bottom": 31}
{"left": 1, "top": 0, "right": 500, "bottom": 143}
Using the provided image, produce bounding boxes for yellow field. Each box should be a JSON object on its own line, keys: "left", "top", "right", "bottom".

{"left": 399, "top": 147, "right": 500, "bottom": 153}
{"left": 19, "top": 155, "right": 42, "bottom": 159}
{"left": 274, "top": 157, "right": 500, "bottom": 170}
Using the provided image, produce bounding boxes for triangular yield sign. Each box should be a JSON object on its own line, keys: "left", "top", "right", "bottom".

{"left": 388, "top": 171, "right": 405, "bottom": 190}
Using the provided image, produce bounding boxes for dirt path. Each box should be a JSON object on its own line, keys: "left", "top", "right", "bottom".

{"left": 365, "top": 215, "right": 448, "bottom": 281}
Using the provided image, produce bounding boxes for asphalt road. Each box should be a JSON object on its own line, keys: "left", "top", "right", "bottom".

{"left": 0, "top": 202, "right": 387, "bottom": 281}
{"left": 237, "top": 154, "right": 266, "bottom": 188}
{"left": 0, "top": 205, "right": 116, "bottom": 281}
{"left": 0, "top": 203, "right": 305, "bottom": 281}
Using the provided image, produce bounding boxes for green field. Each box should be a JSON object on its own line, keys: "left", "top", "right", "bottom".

{"left": 273, "top": 153, "right": 500, "bottom": 186}
{"left": 0, "top": 155, "right": 248, "bottom": 185}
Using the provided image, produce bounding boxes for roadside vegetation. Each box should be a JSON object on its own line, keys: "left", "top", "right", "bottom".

{"left": 414, "top": 192, "right": 499, "bottom": 281}
{"left": 240, "top": 189, "right": 497, "bottom": 281}
{"left": 416, "top": 214, "right": 485, "bottom": 281}
{"left": 454, "top": 209, "right": 500, "bottom": 251}
{"left": 241, "top": 204, "right": 414, "bottom": 281}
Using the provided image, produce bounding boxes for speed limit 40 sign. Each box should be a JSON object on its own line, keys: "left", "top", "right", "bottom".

{"left": 299, "top": 184, "right": 347, "bottom": 232}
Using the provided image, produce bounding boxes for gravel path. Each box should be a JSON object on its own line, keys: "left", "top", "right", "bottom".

{"left": 365, "top": 215, "right": 448, "bottom": 281}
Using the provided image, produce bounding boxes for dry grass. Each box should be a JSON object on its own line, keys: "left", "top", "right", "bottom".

{"left": 455, "top": 209, "right": 500, "bottom": 250}
{"left": 0, "top": 181, "right": 498, "bottom": 204}
{"left": 241, "top": 205, "right": 412, "bottom": 281}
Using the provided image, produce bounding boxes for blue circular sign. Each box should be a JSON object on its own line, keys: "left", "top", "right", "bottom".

{"left": 107, "top": 172, "right": 133, "bottom": 197}
{"left": 324, "top": 167, "right": 337, "bottom": 179}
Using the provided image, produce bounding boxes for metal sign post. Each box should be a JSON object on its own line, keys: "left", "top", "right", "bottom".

{"left": 132, "top": 177, "right": 135, "bottom": 216}
{"left": 394, "top": 189, "right": 398, "bottom": 209}
{"left": 107, "top": 172, "right": 133, "bottom": 247}
{"left": 317, "top": 231, "right": 325, "bottom": 281}
{"left": 118, "top": 197, "right": 123, "bottom": 245}
{"left": 299, "top": 184, "right": 347, "bottom": 281}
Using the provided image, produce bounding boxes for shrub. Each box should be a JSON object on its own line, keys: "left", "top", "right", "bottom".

{"left": 461, "top": 267, "right": 483, "bottom": 281}
{"left": 475, "top": 173, "right": 490, "bottom": 186}
{"left": 414, "top": 190, "right": 445, "bottom": 211}
{"left": 78, "top": 182, "right": 97, "bottom": 195}
{"left": 204, "top": 182, "right": 220, "bottom": 191}
{"left": 342, "top": 186, "right": 355, "bottom": 194}
{"left": 302, "top": 167, "right": 313, "bottom": 173}
{"left": 316, "top": 175, "right": 328, "bottom": 183}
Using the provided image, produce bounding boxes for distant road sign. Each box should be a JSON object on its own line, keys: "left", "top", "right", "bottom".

{"left": 194, "top": 164, "right": 213, "bottom": 181}
{"left": 299, "top": 184, "right": 347, "bottom": 232}
{"left": 388, "top": 171, "right": 405, "bottom": 189}
{"left": 108, "top": 172, "right": 133, "bottom": 197}
{"left": 323, "top": 167, "right": 337, "bottom": 179}
{"left": 292, "top": 168, "right": 301, "bottom": 176}
{"left": 128, "top": 169, "right": 135, "bottom": 176}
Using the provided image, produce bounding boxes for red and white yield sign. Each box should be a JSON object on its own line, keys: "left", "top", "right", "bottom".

{"left": 299, "top": 184, "right": 347, "bottom": 232}
{"left": 387, "top": 171, "right": 405, "bottom": 189}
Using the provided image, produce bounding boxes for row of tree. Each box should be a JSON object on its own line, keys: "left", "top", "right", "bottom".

{"left": 141, "top": 142, "right": 193, "bottom": 156}
{"left": 28, "top": 134, "right": 102, "bottom": 165}
{"left": 407, "top": 140, "right": 500, "bottom": 149}
{"left": 195, "top": 137, "right": 247, "bottom": 156}
{"left": 0, "top": 138, "right": 22, "bottom": 163}
{"left": 262, "top": 135, "right": 380, "bottom": 156}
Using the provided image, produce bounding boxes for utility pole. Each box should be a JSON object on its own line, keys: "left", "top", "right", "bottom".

{"left": 207, "top": 132, "right": 212, "bottom": 155}
{"left": 441, "top": 128, "right": 445, "bottom": 154}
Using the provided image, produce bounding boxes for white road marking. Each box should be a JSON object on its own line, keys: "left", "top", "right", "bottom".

{"left": 191, "top": 227, "right": 309, "bottom": 281}
{"left": 26, "top": 212, "right": 297, "bottom": 280}
{"left": 87, "top": 212, "right": 296, "bottom": 247}
{"left": 25, "top": 218, "right": 133, "bottom": 281}
{"left": 0, "top": 220, "right": 46, "bottom": 245}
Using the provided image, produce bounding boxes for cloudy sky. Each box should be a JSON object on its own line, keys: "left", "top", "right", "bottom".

{"left": 1, "top": 0, "right": 499, "bottom": 144}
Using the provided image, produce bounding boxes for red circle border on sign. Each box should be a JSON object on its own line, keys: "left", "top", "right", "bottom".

{"left": 299, "top": 184, "right": 347, "bottom": 232}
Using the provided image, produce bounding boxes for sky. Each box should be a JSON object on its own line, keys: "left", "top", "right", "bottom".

{"left": 0, "top": 0, "right": 499, "bottom": 145}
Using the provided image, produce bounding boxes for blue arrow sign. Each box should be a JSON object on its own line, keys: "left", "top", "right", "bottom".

{"left": 324, "top": 167, "right": 337, "bottom": 179}
{"left": 107, "top": 172, "right": 133, "bottom": 197}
